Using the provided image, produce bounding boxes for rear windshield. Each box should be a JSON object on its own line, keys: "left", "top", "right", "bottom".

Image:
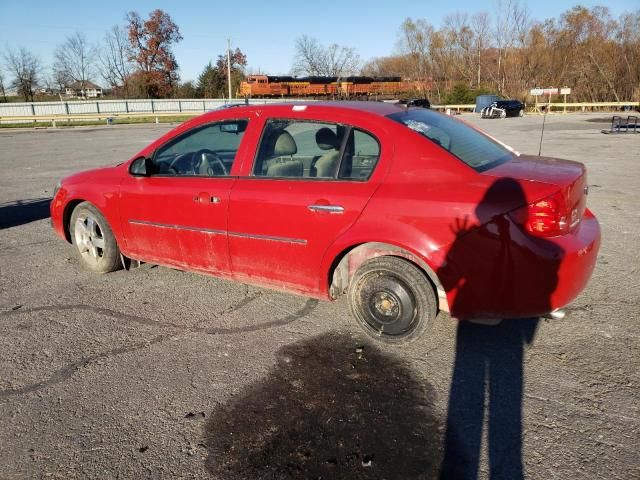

{"left": 387, "top": 109, "right": 513, "bottom": 171}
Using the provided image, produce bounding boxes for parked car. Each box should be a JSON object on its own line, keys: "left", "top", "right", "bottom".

{"left": 399, "top": 98, "right": 431, "bottom": 109}
{"left": 481, "top": 99, "right": 525, "bottom": 118}
{"left": 51, "top": 102, "right": 600, "bottom": 343}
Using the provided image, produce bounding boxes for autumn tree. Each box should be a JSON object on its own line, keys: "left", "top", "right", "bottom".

{"left": 175, "top": 80, "right": 197, "bottom": 98}
{"left": 3, "top": 46, "right": 41, "bottom": 101}
{"left": 292, "top": 35, "right": 360, "bottom": 77}
{"left": 126, "top": 9, "right": 183, "bottom": 98}
{"left": 616, "top": 11, "right": 640, "bottom": 102}
{"left": 53, "top": 32, "right": 97, "bottom": 95}
{"left": 216, "top": 48, "right": 247, "bottom": 97}
{"left": 361, "top": 54, "right": 414, "bottom": 77}
{"left": 197, "top": 48, "right": 247, "bottom": 98}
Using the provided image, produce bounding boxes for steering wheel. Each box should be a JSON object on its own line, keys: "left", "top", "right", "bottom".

{"left": 196, "top": 149, "right": 228, "bottom": 176}
{"left": 167, "top": 152, "right": 199, "bottom": 175}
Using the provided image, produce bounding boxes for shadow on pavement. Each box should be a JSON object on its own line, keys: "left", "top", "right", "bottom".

{"left": 0, "top": 198, "right": 51, "bottom": 229}
{"left": 204, "top": 332, "right": 443, "bottom": 479}
{"left": 440, "top": 318, "right": 539, "bottom": 480}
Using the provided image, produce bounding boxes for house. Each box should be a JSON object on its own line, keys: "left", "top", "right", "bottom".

{"left": 65, "top": 81, "right": 103, "bottom": 98}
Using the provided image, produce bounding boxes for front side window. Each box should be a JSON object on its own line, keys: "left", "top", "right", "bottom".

{"left": 387, "top": 109, "right": 513, "bottom": 171}
{"left": 253, "top": 119, "right": 380, "bottom": 180}
{"left": 151, "top": 120, "right": 248, "bottom": 176}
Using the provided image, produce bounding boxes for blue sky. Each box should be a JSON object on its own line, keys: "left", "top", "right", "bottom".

{"left": 1, "top": 0, "right": 637, "bottom": 84}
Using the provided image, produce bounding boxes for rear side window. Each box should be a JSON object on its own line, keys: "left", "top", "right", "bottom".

{"left": 338, "top": 129, "right": 380, "bottom": 180}
{"left": 253, "top": 119, "right": 380, "bottom": 180}
{"left": 387, "top": 109, "right": 512, "bottom": 171}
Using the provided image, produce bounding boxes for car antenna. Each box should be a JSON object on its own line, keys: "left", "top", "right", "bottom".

{"left": 538, "top": 105, "right": 548, "bottom": 156}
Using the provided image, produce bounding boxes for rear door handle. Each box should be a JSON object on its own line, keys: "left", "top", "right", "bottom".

{"left": 308, "top": 204, "right": 344, "bottom": 214}
{"left": 194, "top": 192, "right": 221, "bottom": 204}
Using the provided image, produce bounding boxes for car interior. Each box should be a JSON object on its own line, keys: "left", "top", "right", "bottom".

{"left": 254, "top": 120, "right": 380, "bottom": 180}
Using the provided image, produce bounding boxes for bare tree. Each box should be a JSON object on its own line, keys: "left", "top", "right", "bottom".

{"left": 471, "top": 12, "right": 491, "bottom": 87}
{"left": 291, "top": 35, "right": 360, "bottom": 77}
{"left": 616, "top": 11, "right": 640, "bottom": 102}
{"left": 322, "top": 43, "right": 360, "bottom": 76}
{"left": 443, "top": 13, "right": 476, "bottom": 86}
{"left": 292, "top": 36, "right": 324, "bottom": 76}
{"left": 53, "top": 32, "right": 97, "bottom": 95}
{"left": 98, "top": 25, "right": 133, "bottom": 96}
{"left": 3, "top": 46, "right": 41, "bottom": 101}
{"left": 0, "top": 68, "right": 7, "bottom": 102}
{"left": 398, "top": 18, "right": 437, "bottom": 96}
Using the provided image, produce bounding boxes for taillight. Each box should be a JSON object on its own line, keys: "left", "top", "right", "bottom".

{"left": 510, "top": 191, "right": 577, "bottom": 237}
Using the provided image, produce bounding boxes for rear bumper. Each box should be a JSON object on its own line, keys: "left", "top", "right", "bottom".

{"left": 547, "top": 208, "right": 600, "bottom": 311}
{"left": 440, "top": 208, "right": 600, "bottom": 319}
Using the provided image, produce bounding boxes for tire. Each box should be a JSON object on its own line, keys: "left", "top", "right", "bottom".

{"left": 500, "top": 110, "right": 507, "bottom": 118}
{"left": 70, "top": 202, "right": 121, "bottom": 274}
{"left": 348, "top": 256, "right": 437, "bottom": 345}
{"left": 519, "top": 109, "right": 524, "bottom": 117}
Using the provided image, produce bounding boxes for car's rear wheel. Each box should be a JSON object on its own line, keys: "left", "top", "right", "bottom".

{"left": 348, "top": 256, "right": 437, "bottom": 344}
{"left": 70, "top": 202, "right": 121, "bottom": 274}
{"left": 519, "top": 108, "right": 524, "bottom": 117}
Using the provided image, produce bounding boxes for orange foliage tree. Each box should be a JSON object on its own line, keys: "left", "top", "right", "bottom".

{"left": 126, "top": 9, "right": 183, "bottom": 98}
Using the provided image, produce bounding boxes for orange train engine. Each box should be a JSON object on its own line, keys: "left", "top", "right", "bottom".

{"left": 239, "top": 75, "right": 425, "bottom": 99}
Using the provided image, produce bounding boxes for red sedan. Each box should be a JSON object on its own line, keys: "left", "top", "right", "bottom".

{"left": 51, "top": 102, "right": 600, "bottom": 343}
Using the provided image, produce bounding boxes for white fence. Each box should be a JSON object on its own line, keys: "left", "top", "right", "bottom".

{"left": 0, "top": 98, "right": 289, "bottom": 119}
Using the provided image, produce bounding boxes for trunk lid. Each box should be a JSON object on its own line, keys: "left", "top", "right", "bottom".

{"left": 483, "top": 154, "right": 588, "bottom": 234}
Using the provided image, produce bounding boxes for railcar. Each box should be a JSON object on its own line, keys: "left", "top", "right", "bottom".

{"left": 239, "top": 75, "right": 421, "bottom": 98}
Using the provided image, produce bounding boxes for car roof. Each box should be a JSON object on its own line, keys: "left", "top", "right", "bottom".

{"left": 215, "top": 100, "right": 407, "bottom": 117}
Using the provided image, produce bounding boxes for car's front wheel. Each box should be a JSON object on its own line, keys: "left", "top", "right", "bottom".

{"left": 348, "top": 256, "right": 437, "bottom": 344}
{"left": 70, "top": 202, "right": 121, "bottom": 273}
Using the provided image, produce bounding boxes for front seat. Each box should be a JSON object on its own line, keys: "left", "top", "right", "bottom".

{"left": 265, "top": 131, "right": 303, "bottom": 177}
{"left": 313, "top": 127, "right": 340, "bottom": 178}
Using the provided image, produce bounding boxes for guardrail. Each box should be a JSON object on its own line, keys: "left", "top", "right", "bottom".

{"left": 0, "top": 111, "right": 202, "bottom": 127}
{"left": 533, "top": 101, "right": 639, "bottom": 113}
{"left": 430, "top": 101, "right": 640, "bottom": 113}
{"left": 1, "top": 98, "right": 637, "bottom": 125}
{"left": 0, "top": 98, "right": 288, "bottom": 124}
{"left": 431, "top": 104, "right": 476, "bottom": 112}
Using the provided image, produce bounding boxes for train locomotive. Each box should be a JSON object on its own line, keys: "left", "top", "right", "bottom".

{"left": 239, "top": 75, "right": 421, "bottom": 98}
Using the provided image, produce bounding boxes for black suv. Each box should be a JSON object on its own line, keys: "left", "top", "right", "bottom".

{"left": 494, "top": 100, "right": 524, "bottom": 117}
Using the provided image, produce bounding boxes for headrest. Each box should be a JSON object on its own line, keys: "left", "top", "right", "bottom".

{"left": 273, "top": 131, "right": 297, "bottom": 156}
{"left": 315, "top": 127, "right": 338, "bottom": 150}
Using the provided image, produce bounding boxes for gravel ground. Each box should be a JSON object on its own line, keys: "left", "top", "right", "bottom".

{"left": 0, "top": 113, "right": 638, "bottom": 479}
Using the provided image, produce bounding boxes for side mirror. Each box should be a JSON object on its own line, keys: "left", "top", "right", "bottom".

{"left": 129, "top": 156, "right": 152, "bottom": 176}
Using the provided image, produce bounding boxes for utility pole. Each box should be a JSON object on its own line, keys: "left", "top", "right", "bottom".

{"left": 227, "top": 38, "right": 232, "bottom": 100}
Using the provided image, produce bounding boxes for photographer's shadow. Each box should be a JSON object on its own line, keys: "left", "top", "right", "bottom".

{"left": 438, "top": 178, "right": 560, "bottom": 479}
{"left": 440, "top": 318, "right": 539, "bottom": 479}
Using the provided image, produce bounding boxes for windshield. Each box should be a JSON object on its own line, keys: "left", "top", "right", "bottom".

{"left": 387, "top": 109, "right": 513, "bottom": 171}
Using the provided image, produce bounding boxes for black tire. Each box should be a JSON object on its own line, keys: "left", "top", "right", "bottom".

{"left": 70, "top": 202, "right": 121, "bottom": 274}
{"left": 348, "top": 256, "right": 437, "bottom": 345}
{"left": 519, "top": 108, "right": 524, "bottom": 117}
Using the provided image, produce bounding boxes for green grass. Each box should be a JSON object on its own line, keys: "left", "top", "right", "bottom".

{"left": 0, "top": 115, "right": 196, "bottom": 129}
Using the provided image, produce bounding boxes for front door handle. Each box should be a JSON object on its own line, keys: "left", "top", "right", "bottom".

{"left": 308, "top": 204, "right": 344, "bottom": 214}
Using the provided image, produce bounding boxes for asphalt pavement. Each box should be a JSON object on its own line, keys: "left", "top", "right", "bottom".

{"left": 0, "top": 113, "right": 638, "bottom": 479}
